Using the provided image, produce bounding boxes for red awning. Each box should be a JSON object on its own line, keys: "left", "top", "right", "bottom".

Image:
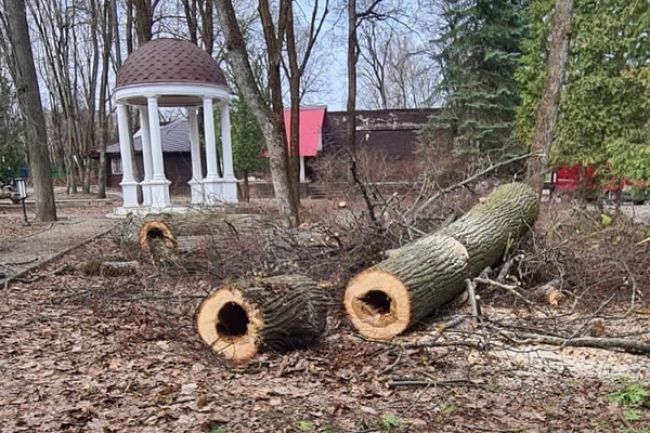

{"left": 283, "top": 107, "right": 326, "bottom": 157}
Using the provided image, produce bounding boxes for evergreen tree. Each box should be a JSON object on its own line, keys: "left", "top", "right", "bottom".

{"left": 515, "top": 0, "right": 650, "bottom": 184}
{"left": 430, "top": 0, "right": 526, "bottom": 157}
{"left": 231, "top": 94, "right": 265, "bottom": 202}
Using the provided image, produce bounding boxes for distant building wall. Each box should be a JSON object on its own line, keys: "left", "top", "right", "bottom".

{"left": 106, "top": 152, "right": 194, "bottom": 194}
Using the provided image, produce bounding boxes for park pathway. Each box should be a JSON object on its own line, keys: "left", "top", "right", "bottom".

{"left": 0, "top": 210, "right": 116, "bottom": 285}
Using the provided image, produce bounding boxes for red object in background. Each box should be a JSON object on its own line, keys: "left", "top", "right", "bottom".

{"left": 553, "top": 164, "right": 647, "bottom": 193}
{"left": 282, "top": 107, "right": 326, "bottom": 156}
{"left": 262, "top": 107, "right": 326, "bottom": 158}
{"left": 553, "top": 164, "right": 598, "bottom": 191}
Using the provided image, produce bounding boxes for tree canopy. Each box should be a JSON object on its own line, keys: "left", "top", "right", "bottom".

{"left": 516, "top": 0, "right": 650, "bottom": 183}
{"left": 429, "top": 0, "right": 526, "bottom": 156}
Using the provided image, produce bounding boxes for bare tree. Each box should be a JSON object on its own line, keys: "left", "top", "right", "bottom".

{"left": 359, "top": 21, "right": 436, "bottom": 109}
{"left": 2, "top": 0, "right": 57, "bottom": 221}
{"left": 283, "top": 0, "right": 329, "bottom": 204}
{"left": 29, "top": 0, "right": 101, "bottom": 195}
{"left": 346, "top": 0, "right": 392, "bottom": 223}
{"left": 214, "top": 0, "right": 298, "bottom": 225}
{"left": 525, "top": 0, "right": 574, "bottom": 195}
{"left": 97, "top": 0, "right": 115, "bottom": 199}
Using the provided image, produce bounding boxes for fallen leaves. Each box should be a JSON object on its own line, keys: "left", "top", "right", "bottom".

{"left": 0, "top": 235, "right": 648, "bottom": 432}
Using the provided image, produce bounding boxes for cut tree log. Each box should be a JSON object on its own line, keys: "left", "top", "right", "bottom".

{"left": 345, "top": 183, "right": 539, "bottom": 340}
{"left": 195, "top": 274, "right": 328, "bottom": 363}
{"left": 81, "top": 260, "right": 139, "bottom": 277}
{"left": 113, "top": 212, "right": 276, "bottom": 261}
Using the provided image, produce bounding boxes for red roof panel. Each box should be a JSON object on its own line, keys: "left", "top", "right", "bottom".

{"left": 283, "top": 107, "right": 326, "bottom": 157}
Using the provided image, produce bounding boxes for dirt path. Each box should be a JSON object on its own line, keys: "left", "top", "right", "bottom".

{"left": 0, "top": 206, "right": 116, "bottom": 283}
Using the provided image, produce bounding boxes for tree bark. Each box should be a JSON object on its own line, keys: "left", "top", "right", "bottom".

{"left": 81, "top": 260, "right": 138, "bottom": 277}
{"left": 283, "top": 0, "right": 329, "bottom": 212}
{"left": 214, "top": 0, "right": 298, "bottom": 225}
{"left": 347, "top": 0, "right": 377, "bottom": 222}
{"left": 4, "top": 0, "right": 57, "bottom": 221}
{"left": 525, "top": 0, "right": 574, "bottom": 196}
{"left": 113, "top": 212, "right": 275, "bottom": 254}
{"left": 195, "top": 274, "right": 328, "bottom": 363}
{"left": 97, "top": 0, "right": 114, "bottom": 199}
{"left": 345, "top": 183, "right": 539, "bottom": 340}
{"left": 113, "top": 213, "right": 342, "bottom": 271}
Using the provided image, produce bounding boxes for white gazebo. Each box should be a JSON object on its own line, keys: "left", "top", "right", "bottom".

{"left": 113, "top": 38, "right": 237, "bottom": 215}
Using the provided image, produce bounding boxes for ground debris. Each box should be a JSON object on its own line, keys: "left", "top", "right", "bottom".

{"left": 1, "top": 206, "right": 650, "bottom": 432}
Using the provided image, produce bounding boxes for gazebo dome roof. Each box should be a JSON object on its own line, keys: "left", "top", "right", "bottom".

{"left": 116, "top": 38, "right": 228, "bottom": 90}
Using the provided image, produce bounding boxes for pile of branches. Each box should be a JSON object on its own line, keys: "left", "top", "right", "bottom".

{"left": 485, "top": 203, "right": 650, "bottom": 310}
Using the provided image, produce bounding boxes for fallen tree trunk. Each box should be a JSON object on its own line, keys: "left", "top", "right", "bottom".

{"left": 195, "top": 274, "right": 328, "bottom": 363}
{"left": 113, "top": 212, "right": 276, "bottom": 261}
{"left": 345, "top": 183, "right": 539, "bottom": 340}
{"left": 81, "top": 260, "right": 139, "bottom": 277}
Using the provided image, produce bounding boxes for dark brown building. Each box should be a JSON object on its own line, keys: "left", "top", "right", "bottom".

{"left": 310, "top": 108, "right": 442, "bottom": 184}
{"left": 104, "top": 108, "right": 443, "bottom": 197}
{"left": 105, "top": 119, "right": 195, "bottom": 194}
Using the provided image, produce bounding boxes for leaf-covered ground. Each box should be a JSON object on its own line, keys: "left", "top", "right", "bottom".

{"left": 1, "top": 230, "right": 649, "bottom": 433}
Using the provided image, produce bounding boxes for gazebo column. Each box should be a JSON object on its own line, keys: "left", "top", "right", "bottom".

{"left": 202, "top": 97, "right": 223, "bottom": 205}
{"left": 187, "top": 107, "right": 204, "bottom": 205}
{"left": 219, "top": 101, "right": 238, "bottom": 202}
{"left": 138, "top": 105, "right": 154, "bottom": 206}
{"left": 116, "top": 103, "right": 139, "bottom": 208}
{"left": 146, "top": 96, "right": 171, "bottom": 209}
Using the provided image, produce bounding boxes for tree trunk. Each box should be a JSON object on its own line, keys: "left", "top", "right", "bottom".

{"left": 347, "top": 0, "right": 377, "bottom": 222}
{"left": 114, "top": 212, "right": 342, "bottom": 276}
{"left": 345, "top": 183, "right": 539, "bottom": 340}
{"left": 81, "top": 260, "right": 138, "bottom": 277}
{"left": 525, "top": 0, "right": 574, "bottom": 196}
{"left": 243, "top": 171, "right": 250, "bottom": 202}
{"left": 5, "top": 0, "right": 57, "bottom": 221}
{"left": 195, "top": 274, "right": 328, "bottom": 363}
{"left": 214, "top": 0, "right": 298, "bottom": 225}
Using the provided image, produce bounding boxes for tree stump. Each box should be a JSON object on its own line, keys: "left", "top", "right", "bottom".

{"left": 195, "top": 274, "right": 328, "bottom": 363}
{"left": 344, "top": 183, "right": 539, "bottom": 340}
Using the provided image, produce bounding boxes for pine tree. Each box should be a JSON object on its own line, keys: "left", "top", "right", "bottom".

{"left": 231, "top": 94, "right": 265, "bottom": 202}
{"left": 430, "top": 0, "right": 526, "bottom": 157}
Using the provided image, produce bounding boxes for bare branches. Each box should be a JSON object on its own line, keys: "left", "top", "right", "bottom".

{"left": 407, "top": 152, "right": 534, "bottom": 222}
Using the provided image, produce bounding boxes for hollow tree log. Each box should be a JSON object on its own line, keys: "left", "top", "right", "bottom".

{"left": 113, "top": 212, "right": 275, "bottom": 260}
{"left": 345, "top": 183, "right": 539, "bottom": 340}
{"left": 195, "top": 274, "right": 328, "bottom": 363}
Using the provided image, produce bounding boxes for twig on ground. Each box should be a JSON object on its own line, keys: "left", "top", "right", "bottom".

{"left": 499, "top": 331, "right": 650, "bottom": 355}
{"left": 474, "top": 277, "right": 535, "bottom": 307}
{"left": 2, "top": 258, "right": 38, "bottom": 266}
{"left": 496, "top": 254, "right": 523, "bottom": 282}
{"left": 379, "top": 349, "right": 403, "bottom": 375}
{"left": 387, "top": 379, "right": 481, "bottom": 388}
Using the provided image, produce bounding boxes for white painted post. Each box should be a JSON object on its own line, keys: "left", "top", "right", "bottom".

{"left": 139, "top": 106, "right": 153, "bottom": 206}
{"left": 218, "top": 100, "right": 238, "bottom": 202}
{"left": 202, "top": 97, "right": 223, "bottom": 204}
{"left": 299, "top": 156, "right": 306, "bottom": 183}
{"left": 188, "top": 107, "right": 204, "bottom": 205}
{"left": 220, "top": 102, "right": 235, "bottom": 179}
{"left": 116, "top": 103, "right": 139, "bottom": 208}
{"left": 203, "top": 98, "right": 219, "bottom": 181}
{"left": 146, "top": 96, "right": 171, "bottom": 209}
